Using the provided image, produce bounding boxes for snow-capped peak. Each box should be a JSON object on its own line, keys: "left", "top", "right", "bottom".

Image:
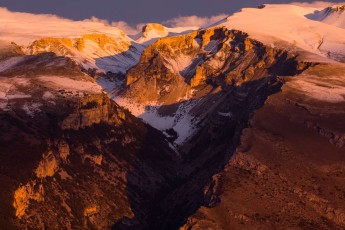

{"left": 216, "top": 4, "right": 345, "bottom": 62}
{"left": 0, "top": 7, "right": 130, "bottom": 46}
{"left": 135, "top": 23, "right": 198, "bottom": 45}
{"left": 307, "top": 4, "right": 345, "bottom": 29}
{"left": 142, "top": 23, "right": 168, "bottom": 37}
{"left": 0, "top": 7, "right": 146, "bottom": 74}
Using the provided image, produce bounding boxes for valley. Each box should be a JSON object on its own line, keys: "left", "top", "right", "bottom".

{"left": 0, "top": 3, "right": 344, "bottom": 230}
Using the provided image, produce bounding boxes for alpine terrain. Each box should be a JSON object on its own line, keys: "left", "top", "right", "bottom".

{"left": 0, "top": 3, "right": 345, "bottom": 230}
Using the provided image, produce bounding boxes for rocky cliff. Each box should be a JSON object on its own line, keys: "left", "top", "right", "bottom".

{"left": 124, "top": 27, "right": 311, "bottom": 105}
{"left": 180, "top": 63, "right": 345, "bottom": 230}
{"left": 27, "top": 33, "right": 143, "bottom": 74}
{"left": 0, "top": 50, "right": 179, "bottom": 229}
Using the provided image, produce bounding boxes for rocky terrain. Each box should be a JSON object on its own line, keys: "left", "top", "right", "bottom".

{"left": 0, "top": 3, "right": 345, "bottom": 230}
{"left": 0, "top": 46, "right": 179, "bottom": 229}
{"left": 180, "top": 63, "right": 345, "bottom": 230}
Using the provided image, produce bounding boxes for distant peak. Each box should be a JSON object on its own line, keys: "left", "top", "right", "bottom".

{"left": 142, "top": 23, "right": 166, "bottom": 33}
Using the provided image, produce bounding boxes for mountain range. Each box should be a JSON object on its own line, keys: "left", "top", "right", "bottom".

{"left": 0, "top": 3, "right": 345, "bottom": 230}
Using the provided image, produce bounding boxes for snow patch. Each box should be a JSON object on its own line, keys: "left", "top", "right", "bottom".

{"left": 138, "top": 103, "right": 197, "bottom": 145}
{"left": 165, "top": 54, "right": 194, "bottom": 74}
{"left": 0, "top": 101, "right": 8, "bottom": 110}
{"left": 0, "top": 7, "right": 128, "bottom": 46}
{"left": 139, "top": 106, "right": 175, "bottom": 130}
{"left": 114, "top": 97, "right": 148, "bottom": 116}
{"left": 307, "top": 5, "right": 345, "bottom": 29}
{"left": 42, "top": 91, "right": 55, "bottom": 100}
{"left": 0, "top": 56, "right": 25, "bottom": 72}
{"left": 218, "top": 112, "right": 232, "bottom": 117}
{"left": 22, "top": 102, "right": 42, "bottom": 117}
{"left": 114, "top": 94, "right": 200, "bottom": 145}
{"left": 37, "top": 76, "right": 103, "bottom": 94}
{"left": 218, "top": 4, "right": 345, "bottom": 62}
{"left": 0, "top": 82, "right": 12, "bottom": 100}
{"left": 135, "top": 24, "right": 199, "bottom": 45}
{"left": 0, "top": 77, "right": 31, "bottom": 101}
{"left": 6, "top": 94, "right": 31, "bottom": 99}
{"left": 292, "top": 77, "right": 345, "bottom": 102}
{"left": 96, "top": 76, "right": 124, "bottom": 96}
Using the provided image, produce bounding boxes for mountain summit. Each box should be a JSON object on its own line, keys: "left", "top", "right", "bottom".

{"left": 308, "top": 4, "right": 345, "bottom": 29}
{"left": 134, "top": 23, "right": 198, "bottom": 45}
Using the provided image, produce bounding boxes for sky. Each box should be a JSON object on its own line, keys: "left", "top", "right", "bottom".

{"left": 0, "top": 0, "right": 342, "bottom": 33}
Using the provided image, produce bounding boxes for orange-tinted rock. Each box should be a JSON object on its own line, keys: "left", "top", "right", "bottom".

{"left": 13, "top": 181, "right": 44, "bottom": 219}
{"left": 35, "top": 151, "right": 59, "bottom": 178}
{"left": 190, "top": 65, "right": 207, "bottom": 87}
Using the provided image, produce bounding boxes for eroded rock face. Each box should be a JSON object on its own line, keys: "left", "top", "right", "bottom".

{"left": 141, "top": 23, "right": 167, "bottom": 38}
{"left": 13, "top": 181, "right": 44, "bottom": 219}
{"left": 180, "top": 63, "right": 345, "bottom": 230}
{"left": 35, "top": 151, "right": 59, "bottom": 178}
{"left": 0, "top": 41, "right": 24, "bottom": 60}
{"left": 58, "top": 141, "right": 70, "bottom": 162}
{"left": 26, "top": 33, "right": 143, "bottom": 74}
{"left": 326, "top": 5, "right": 345, "bottom": 13}
{"left": 0, "top": 50, "right": 179, "bottom": 229}
{"left": 60, "top": 93, "right": 124, "bottom": 130}
{"left": 29, "top": 34, "right": 132, "bottom": 55}
{"left": 190, "top": 65, "right": 206, "bottom": 87}
{"left": 125, "top": 27, "right": 312, "bottom": 105}
{"left": 13, "top": 150, "right": 59, "bottom": 219}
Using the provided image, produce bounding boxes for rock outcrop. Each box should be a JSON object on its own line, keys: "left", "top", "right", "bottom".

{"left": 0, "top": 50, "right": 179, "bottom": 229}
{"left": 141, "top": 23, "right": 168, "bottom": 38}
{"left": 27, "top": 33, "right": 143, "bottom": 74}
{"left": 35, "top": 151, "right": 59, "bottom": 178}
{"left": 60, "top": 93, "right": 124, "bottom": 130}
{"left": 180, "top": 63, "right": 345, "bottom": 230}
{"left": 13, "top": 181, "right": 44, "bottom": 219}
{"left": 125, "top": 27, "right": 312, "bottom": 105}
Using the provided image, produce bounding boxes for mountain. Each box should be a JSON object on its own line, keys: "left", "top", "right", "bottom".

{"left": 0, "top": 7, "right": 146, "bottom": 75}
{"left": 216, "top": 4, "right": 345, "bottom": 62}
{"left": 308, "top": 5, "right": 345, "bottom": 29}
{"left": 27, "top": 33, "right": 144, "bottom": 75}
{"left": 116, "top": 26, "right": 311, "bottom": 146}
{"left": 0, "top": 3, "right": 345, "bottom": 230}
{"left": 0, "top": 8, "right": 199, "bottom": 75}
{"left": 0, "top": 43, "right": 181, "bottom": 229}
{"left": 180, "top": 62, "right": 345, "bottom": 230}
{"left": 134, "top": 23, "right": 199, "bottom": 45}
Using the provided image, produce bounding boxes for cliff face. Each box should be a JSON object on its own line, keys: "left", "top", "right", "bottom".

{"left": 104, "top": 25, "right": 345, "bottom": 230}
{"left": 103, "top": 26, "right": 345, "bottom": 230}
{"left": 0, "top": 41, "right": 24, "bottom": 60}
{"left": 115, "top": 27, "right": 315, "bottom": 152}
{"left": 124, "top": 27, "right": 311, "bottom": 105}
{"left": 141, "top": 23, "right": 168, "bottom": 39}
{"left": 60, "top": 93, "right": 125, "bottom": 130}
{"left": 29, "top": 33, "right": 132, "bottom": 55}
{"left": 180, "top": 63, "right": 345, "bottom": 230}
{"left": 0, "top": 51, "right": 178, "bottom": 229}
{"left": 27, "top": 33, "right": 143, "bottom": 74}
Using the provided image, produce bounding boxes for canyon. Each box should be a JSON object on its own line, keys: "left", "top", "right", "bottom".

{"left": 0, "top": 3, "right": 345, "bottom": 230}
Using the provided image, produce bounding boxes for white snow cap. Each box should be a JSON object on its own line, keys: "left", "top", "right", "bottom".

{"left": 215, "top": 4, "right": 345, "bottom": 61}
{"left": 0, "top": 7, "right": 126, "bottom": 46}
